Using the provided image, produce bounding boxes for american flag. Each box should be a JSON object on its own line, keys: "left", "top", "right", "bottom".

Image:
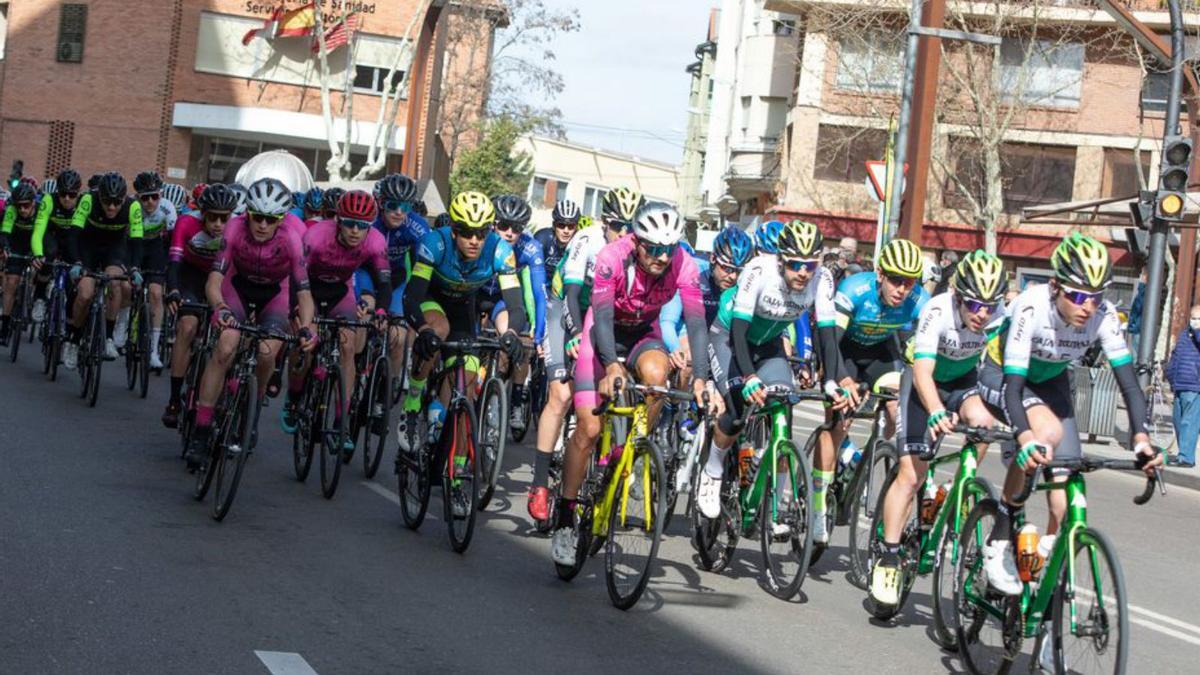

{"left": 312, "top": 13, "right": 362, "bottom": 54}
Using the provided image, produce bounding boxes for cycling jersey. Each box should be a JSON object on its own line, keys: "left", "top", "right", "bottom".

{"left": 558, "top": 225, "right": 606, "bottom": 336}
{"left": 302, "top": 219, "right": 392, "bottom": 313}
{"left": 374, "top": 211, "right": 430, "bottom": 284}
{"left": 534, "top": 227, "right": 569, "bottom": 292}
{"left": 717, "top": 256, "right": 834, "bottom": 345}
{"left": 1, "top": 203, "right": 38, "bottom": 269}
{"left": 910, "top": 291, "right": 1005, "bottom": 382}
{"left": 71, "top": 193, "right": 144, "bottom": 239}
{"left": 168, "top": 214, "right": 223, "bottom": 273}
{"left": 832, "top": 271, "right": 928, "bottom": 346}
{"left": 213, "top": 214, "right": 308, "bottom": 331}
{"left": 31, "top": 193, "right": 78, "bottom": 258}
{"left": 660, "top": 257, "right": 721, "bottom": 352}
{"left": 142, "top": 199, "right": 177, "bottom": 239}
{"left": 481, "top": 232, "right": 547, "bottom": 341}
{"left": 405, "top": 226, "right": 524, "bottom": 335}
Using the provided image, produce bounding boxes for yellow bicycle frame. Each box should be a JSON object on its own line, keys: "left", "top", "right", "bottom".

{"left": 592, "top": 399, "right": 653, "bottom": 537}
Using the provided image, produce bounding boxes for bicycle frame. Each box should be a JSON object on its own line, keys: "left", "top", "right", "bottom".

{"left": 738, "top": 401, "right": 800, "bottom": 530}
{"left": 915, "top": 443, "right": 984, "bottom": 575}
{"left": 592, "top": 398, "right": 652, "bottom": 538}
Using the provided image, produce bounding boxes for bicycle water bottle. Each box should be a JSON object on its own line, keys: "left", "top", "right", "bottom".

{"left": 920, "top": 481, "right": 939, "bottom": 525}
{"left": 1017, "top": 524, "right": 1041, "bottom": 582}
{"left": 836, "top": 437, "right": 862, "bottom": 483}
{"left": 738, "top": 442, "right": 755, "bottom": 487}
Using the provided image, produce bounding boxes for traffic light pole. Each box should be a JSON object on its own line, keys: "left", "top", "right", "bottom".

{"left": 1137, "top": 0, "right": 1186, "bottom": 387}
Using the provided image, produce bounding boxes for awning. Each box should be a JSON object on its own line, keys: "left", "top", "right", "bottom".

{"left": 172, "top": 102, "right": 405, "bottom": 153}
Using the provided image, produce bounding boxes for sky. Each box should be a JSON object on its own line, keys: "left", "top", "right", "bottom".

{"left": 514, "top": 0, "right": 715, "bottom": 166}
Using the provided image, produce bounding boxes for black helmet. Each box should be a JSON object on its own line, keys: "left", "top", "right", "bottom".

{"left": 552, "top": 199, "right": 581, "bottom": 225}
{"left": 88, "top": 173, "right": 103, "bottom": 192}
{"left": 412, "top": 200, "right": 428, "bottom": 217}
{"left": 97, "top": 172, "right": 127, "bottom": 202}
{"left": 434, "top": 213, "right": 452, "bottom": 229}
{"left": 133, "top": 170, "right": 163, "bottom": 195}
{"left": 10, "top": 182, "right": 36, "bottom": 205}
{"left": 56, "top": 169, "right": 82, "bottom": 195}
{"left": 492, "top": 194, "right": 532, "bottom": 228}
{"left": 197, "top": 183, "right": 238, "bottom": 213}
{"left": 375, "top": 173, "right": 418, "bottom": 203}
{"left": 322, "top": 187, "right": 346, "bottom": 214}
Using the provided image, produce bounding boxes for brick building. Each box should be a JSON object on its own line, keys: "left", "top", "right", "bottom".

{"left": 0, "top": 0, "right": 496, "bottom": 187}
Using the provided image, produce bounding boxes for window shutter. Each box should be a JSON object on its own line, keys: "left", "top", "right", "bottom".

{"left": 57, "top": 4, "right": 88, "bottom": 63}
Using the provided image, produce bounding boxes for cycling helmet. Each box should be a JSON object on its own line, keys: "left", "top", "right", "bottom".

{"left": 88, "top": 174, "right": 103, "bottom": 192}
{"left": 711, "top": 226, "right": 753, "bottom": 268}
{"left": 197, "top": 183, "right": 238, "bottom": 213}
{"left": 1051, "top": 232, "right": 1111, "bottom": 290}
{"left": 492, "top": 194, "right": 532, "bottom": 227}
{"left": 190, "top": 183, "right": 208, "bottom": 207}
{"left": 321, "top": 187, "right": 345, "bottom": 214}
{"left": 434, "top": 213, "right": 453, "bottom": 229}
{"left": 777, "top": 220, "right": 823, "bottom": 259}
{"left": 303, "top": 187, "right": 324, "bottom": 212}
{"left": 97, "top": 172, "right": 128, "bottom": 202}
{"left": 448, "top": 191, "right": 495, "bottom": 229}
{"left": 552, "top": 199, "right": 581, "bottom": 225}
{"left": 954, "top": 249, "right": 1007, "bottom": 302}
{"left": 245, "top": 177, "right": 292, "bottom": 217}
{"left": 9, "top": 182, "right": 36, "bottom": 205}
{"left": 56, "top": 169, "right": 82, "bottom": 195}
{"left": 133, "top": 171, "right": 163, "bottom": 196}
{"left": 754, "top": 220, "right": 785, "bottom": 254}
{"left": 412, "top": 200, "right": 428, "bottom": 216}
{"left": 877, "top": 238, "right": 924, "bottom": 279}
{"left": 336, "top": 189, "right": 378, "bottom": 222}
{"left": 41, "top": 179, "right": 57, "bottom": 196}
{"left": 292, "top": 191, "right": 304, "bottom": 209}
{"left": 375, "top": 173, "right": 418, "bottom": 203}
{"left": 579, "top": 215, "right": 594, "bottom": 228}
{"left": 601, "top": 187, "right": 644, "bottom": 223}
{"left": 19, "top": 176, "right": 38, "bottom": 192}
{"left": 632, "top": 202, "right": 685, "bottom": 246}
{"left": 161, "top": 183, "right": 187, "bottom": 209}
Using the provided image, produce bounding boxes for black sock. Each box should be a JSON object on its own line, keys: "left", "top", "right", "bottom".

{"left": 880, "top": 541, "right": 901, "bottom": 566}
{"left": 513, "top": 383, "right": 526, "bottom": 402}
{"left": 989, "top": 501, "right": 1021, "bottom": 544}
{"left": 555, "top": 497, "right": 575, "bottom": 526}
{"left": 169, "top": 376, "right": 184, "bottom": 404}
{"left": 532, "top": 451, "right": 552, "bottom": 489}
{"left": 105, "top": 320, "right": 114, "bottom": 339}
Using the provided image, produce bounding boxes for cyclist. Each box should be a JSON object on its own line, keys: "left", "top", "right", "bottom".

{"left": 534, "top": 199, "right": 580, "bottom": 291}
{"left": 754, "top": 220, "right": 785, "bottom": 255}
{"left": 280, "top": 189, "right": 393, "bottom": 450}
{"left": 29, "top": 170, "right": 85, "bottom": 323}
{"left": 527, "top": 188, "right": 641, "bottom": 522}
{"left": 484, "top": 194, "right": 546, "bottom": 435}
{"left": 320, "top": 188, "right": 345, "bottom": 221}
{"left": 66, "top": 172, "right": 145, "bottom": 363}
{"left": 868, "top": 250, "right": 1006, "bottom": 607}
{"left": 160, "top": 183, "right": 237, "bottom": 428}
{"left": 369, "top": 173, "right": 428, "bottom": 382}
{"left": 549, "top": 202, "right": 722, "bottom": 564}
{"left": 185, "top": 183, "right": 208, "bottom": 217}
{"left": 125, "top": 171, "right": 177, "bottom": 369}
{"left": 162, "top": 183, "right": 188, "bottom": 214}
{"left": 398, "top": 191, "right": 527, "bottom": 464}
{"left": 0, "top": 182, "right": 40, "bottom": 346}
{"left": 975, "top": 233, "right": 1160, "bottom": 595}
{"left": 183, "top": 184, "right": 315, "bottom": 468}
{"left": 302, "top": 187, "right": 324, "bottom": 226}
{"left": 814, "top": 238, "right": 929, "bottom": 546}
{"left": 696, "top": 220, "right": 832, "bottom": 522}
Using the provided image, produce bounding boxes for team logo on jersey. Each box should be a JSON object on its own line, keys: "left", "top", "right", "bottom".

{"left": 597, "top": 263, "right": 614, "bottom": 281}
{"left": 503, "top": 251, "right": 517, "bottom": 270}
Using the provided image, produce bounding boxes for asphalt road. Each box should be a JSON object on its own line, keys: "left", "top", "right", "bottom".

{"left": 2, "top": 351, "right": 1199, "bottom": 674}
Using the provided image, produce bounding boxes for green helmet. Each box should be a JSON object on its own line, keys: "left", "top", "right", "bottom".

{"left": 877, "top": 238, "right": 924, "bottom": 278}
{"left": 954, "top": 249, "right": 1007, "bottom": 302}
{"left": 1051, "top": 232, "right": 1111, "bottom": 290}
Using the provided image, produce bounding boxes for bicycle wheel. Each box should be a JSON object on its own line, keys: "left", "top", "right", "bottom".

{"left": 9, "top": 291, "right": 23, "bottom": 363}
{"left": 476, "top": 376, "right": 508, "bottom": 510}
{"left": 759, "top": 445, "right": 814, "bottom": 600}
{"left": 693, "top": 443, "right": 739, "bottom": 573}
{"left": 397, "top": 439, "right": 432, "bottom": 530}
{"left": 604, "top": 439, "right": 665, "bottom": 610}
{"left": 180, "top": 352, "right": 204, "bottom": 459}
{"left": 1050, "top": 527, "right": 1128, "bottom": 675}
{"left": 124, "top": 305, "right": 139, "bottom": 390}
{"left": 954, "top": 498, "right": 1016, "bottom": 675}
{"left": 291, "top": 382, "right": 317, "bottom": 482}
{"left": 932, "top": 476, "right": 997, "bottom": 650}
{"left": 866, "top": 465, "right": 918, "bottom": 620}
{"left": 45, "top": 333, "right": 61, "bottom": 381}
{"left": 554, "top": 500, "right": 592, "bottom": 581}
{"left": 360, "top": 355, "right": 390, "bottom": 479}
{"left": 212, "top": 374, "right": 258, "bottom": 522}
{"left": 85, "top": 307, "right": 104, "bottom": 408}
{"left": 847, "top": 442, "right": 895, "bottom": 589}
{"left": 135, "top": 303, "right": 150, "bottom": 398}
{"left": 318, "top": 368, "right": 346, "bottom": 499}
{"left": 444, "top": 399, "right": 481, "bottom": 553}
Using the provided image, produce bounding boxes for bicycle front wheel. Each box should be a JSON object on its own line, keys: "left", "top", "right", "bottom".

{"left": 444, "top": 399, "right": 481, "bottom": 553}
{"left": 85, "top": 308, "right": 104, "bottom": 408}
{"left": 848, "top": 441, "right": 895, "bottom": 589}
{"left": 759, "top": 445, "right": 814, "bottom": 600}
{"left": 932, "top": 476, "right": 996, "bottom": 650}
{"left": 360, "top": 357, "right": 391, "bottom": 479}
{"left": 604, "top": 439, "right": 665, "bottom": 610}
{"left": 8, "top": 289, "right": 23, "bottom": 363}
{"left": 476, "top": 376, "right": 508, "bottom": 510}
{"left": 1050, "top": 527, "right": 1128, "bottom": 675}
{"left": 136, "top": 303, "right": 150, "bottom": 398}
{"left": 318, "top": 368, "right": 346, "bottom": 499}
{"left": 865, "top": 463, "right": 917, "bottom": 620}
{"left": 954, "top": 498, "right": 1016, "bottom": 675}
{"left": 213, "top": 374, "right": 257, "bottom": 521}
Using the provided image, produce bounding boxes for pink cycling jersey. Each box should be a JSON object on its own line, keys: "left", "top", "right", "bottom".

{"left": 213, "top": 214, "right": 308, "bottom": 289}
{"left": 168, "top": 214, "right": 222, "bottom": 272}
{"left": 302, "top": 219, "right": 389, "bottom": 285}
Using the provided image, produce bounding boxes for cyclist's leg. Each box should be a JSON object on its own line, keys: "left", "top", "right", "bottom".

{"left": 322, "top": 282, "right": 359, "bottom": 421}
{"left": 386, "top": 280, "right": 407, "bottom": 376}
{"left": 702, "top": 324, "right": 742, "bottom": 492}
{"left": 168, "top": 267, "right": 208, "bottom": 407}
{"left": 562, "top": 310, "right": 603, "bottom": 503}
{"left": 142, "top": 241, "right": 167, "bottom": 358}
{"left": 1027, "top": 378, "right": 1077, "bottom": 536}
{"left": 531, "top": 298, "right": 571, "bottom": 513}
{"left": 403, "top": 300, "right": 451, "bottom": 413}
{"left": 190, "top": 323, "right": 241, "bottom": 462}
{"left": 882, "top": 368, "right": 932, "bottom": 545}
{"left": 628, "top": 326, "right": 670, "bottom": 427}
{"left": 957, "top": 392, "right": 998, "bottom": 463}
{"left": 70, "top": 241, "right": 101, "bottom": 332}
{"left": 254, "top": 288, "right": 292, "bottom": 395}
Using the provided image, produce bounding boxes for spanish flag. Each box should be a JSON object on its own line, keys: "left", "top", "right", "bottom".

{"left": 242, "top": 3, "right": 317, "bottom": 46}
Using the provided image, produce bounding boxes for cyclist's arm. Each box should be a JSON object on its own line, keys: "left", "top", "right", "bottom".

{"left": 564, "top": 282, "right": 585, "bottom": 338}
{"left": 31, "top": 195, "right": 52, "bottom": 257}
{"left": 365, "top": 262, "right": 393, "bottom": 316}
{"left": 204, "top": 269, "right": 226, "bottom": 310}
{"left": 1, "top": 205, "right": 14, "bottom": 236}
{"left": 166, "top": 218, "right": 189, "bottom": 292}
{"left": 71, "top": 194, "right": 92, "bottom": 229}
{"left": 403, "top": 264, "right": 432, "bottom": 329}
{"left": 285, "top": 228, "right": 314, "bottom": 328}
{"left": 1001, "top": 295, "right": 1037, "bottom": 439}
{"left": 659, "top": 292, "right": 683, "bottom": 353}
{"left": 526, "top": 251, "right": 548, "bottom": 342}
{"left": 500, "top": 274, "right": 527, "bottom": 334}
{"left": 911, "top": 301, "right": 946, "bottom": 414}
{"left": 677, "top": 260, "right": 710, "bottom": 380}
{"left": 127, "top": 201, "right": 145, "bottom": 270}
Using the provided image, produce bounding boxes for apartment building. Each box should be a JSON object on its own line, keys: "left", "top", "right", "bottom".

{"left": 680, "top": 9, "right": 720, "bottom": 222}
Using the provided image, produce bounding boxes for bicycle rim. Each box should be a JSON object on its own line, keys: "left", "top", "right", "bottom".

{"left": 933, "top": 477, "right": 996, "bottom": 650}
{"left": 213, "top": 376, "right": 256, "bottom": 521}
{"left": 291, "top": 385, "right": 316, "bottom": 482}
{"left": 397, "top": 441, "right": 431, "bottom": 529}
{"left": 444, "top": 402, "right": 481, "bottom": 553}
{"left": 476, "top": 378, "right": 507, "bottom": 510}
{"left": 362, "top": 359, "right": 390, "bottom": 479}
{"left": 605, "top": 440, "right": 664, "bottom": 610}
{"left": 319, "top": 371, "right": 346, "bottom": 499}
{"left": 759, "top": 447, "right": 814, "bottom": 600}
{"left": 1052, "top": 527, "right": 1128, "bottom": 675}
{"left": 848, "top": 443, "right": 894, "bottom": 588}
{"left": 137, "top": 306, "right": 150, "bottom": 398}
{"left": 954, "top": 499, "right": 1015, "bottom": 675}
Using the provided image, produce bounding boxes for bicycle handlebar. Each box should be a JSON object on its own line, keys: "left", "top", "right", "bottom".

{"left": 591, "top": 378, "right": 695, "bottom": 416}
{"left": 1014, "top": 454, "right": 1165, "bottom": 504}
{"left": 919, "top": 423, "right": 1016, "bottom": 461}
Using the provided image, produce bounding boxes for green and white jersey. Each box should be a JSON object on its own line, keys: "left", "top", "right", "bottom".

{"left": 999, "top": 283, "right": 1130, "bottom": 383}
{"left": 910, "top": 291, "right": 1004, "bottom": 382}
{"left": 556, "top": 224, "right": 606, "bottom": 307}
{"left": 717, "top": 254, "right": 834, "bottom": 345}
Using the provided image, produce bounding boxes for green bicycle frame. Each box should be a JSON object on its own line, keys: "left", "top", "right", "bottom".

{"left": 592, "top": 401, "right": 652, "bottom": 537}
{"left": 738, "top": 401, "right": 800, "bottom": 530}
{"left": 916, "top": 444, "right": 985, "bottom": 575}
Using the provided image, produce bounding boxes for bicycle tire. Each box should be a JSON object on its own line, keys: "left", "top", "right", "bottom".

{"left": 954, "top": 498, "right": 1015, "bottom": 675}
{"left": 192, "top": 422, "right": 220, "bottom": 503}
{"left": 397, "top": 441, "right": 432, "bottom": 530}
{"left": 1050, "top": 527, "right": 1128, "bottom": 675}
{"left": 604, "top": 439, "right": 665, "bottom": 610}
{"left": 8, "top": 288, "right": 23, "bottom": 363}
{"left": 444, "top": 399, "right": 481, "bottom": 553}
{"left": 476, "top": 376, "right": 508, "bottom": 510}
{"left": 180, "top": 352, "right": 204, "bottom": 459}
{"left": 693, "top": 441, "right": 739, "bottom": 573}
{"left": 554, "top": 502, "right": 592, "bottom": 582}
{"left": 124, "top": 304, "right": 138, "bottom": 391}
{"left": 85, "top": 306, "right": 104, "bottom": 408}
{"left": 865, "top": 464, "right": 917, "bottom": 620}
{"left": 759, "top": 443, "right": 814, "bottom": 600}
{"left": 213, "top": 374, "right": 258, "bottom": 521}
{"left": 291, "top": 381, "right": 317, "bottom": 482}
{"left": 361, "top": 355, "right": 390, "bottom": 479}
{"left": 136, "top": 303, "right": 150, "bottom": 398}
{"left": 318, "top": 368, "right": 346, "bottom": 499}
{"left": 932, "top": 476, "right": 996, "bottom": 650}
{"left": 847, "top": 442, "right": 895, "bottom": 588}
{"left": 46, "top": 335, "right": 61, "bottom": 381}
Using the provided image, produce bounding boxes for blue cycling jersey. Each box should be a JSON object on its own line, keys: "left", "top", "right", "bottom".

{"left": 534, "top": 227, "right": 568, "bottom": 292}
{"left": 660, "top": 257, "right": 721, "bottom": 352}
{"left": 833, "top": 271, "right": 929, "bottom": 346}
{"left": 413, "top": 226, "right": 517, "bottom": 301}
{"left": 480, "top": 231, "right": 548, "bottom": 342}
{"left": 374, "top": 212, "right": 430, "bottom": 283}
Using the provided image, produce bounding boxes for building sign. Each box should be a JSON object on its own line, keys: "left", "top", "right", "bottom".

{"left": 243, "top": 0, "right": 378, "bottom": 23}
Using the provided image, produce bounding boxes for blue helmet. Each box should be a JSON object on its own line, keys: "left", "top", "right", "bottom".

{"left": 304, "top": 187, "right": 324, "bottom": 212}
{"left": 755, "top": 220, "right": 785, "bottom": 254}
{"left": 711, "top": 226, "right": 753, "bottom": 268}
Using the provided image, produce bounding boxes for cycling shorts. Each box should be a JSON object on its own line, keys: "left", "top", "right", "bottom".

{"left": 897, "top": 368, "right": 979, "bottom": 457}
{"left": 4, "top": 229, "right": 33, "bottom": 273}
{"left": 573, "top": 309, "right": 667, "bottom": 410}
{"left": 420, "top": 291, "right": 479, "bottom": 341}
{"left": 39, "top": 228, "right": 73, "bottom": 264}
{"left": 225, "top": 274, "right": 289, "bottom": 333}
{"left": 136, "top": 236, "right": 167, "bottom": 283}
{"left": 978, "top": 359, "right": 1081, "bottom": 468}
{"left": 707, "top": 324, "right": 793, "bottom": 436}
{"left": 80, "top": 233, "right": 128, "bottom": 272}
{"left": 543, "top": 297, "right": 570, "bottom": 382}
{"left": 310, "top": 278, "right": 357, "bottom": 321}
{"left": 177, "top": 264, "right": 209, "bottom": 318}
{"left": 839, "top": 337, "right": 903, "bottom": 388}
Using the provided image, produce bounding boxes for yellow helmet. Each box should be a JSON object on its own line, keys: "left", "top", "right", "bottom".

{"left": 954, "top": 249, "right": 1007, "bottom": 302}
{"left": 448, "top": 191, "right": 495, "bottom": 230}
{"left": 1051, "top": 232, "right": 1112, "bottom": 290}
{"left": 777, "top": 220, "right": 822, "bottom": 258}
{"left": 601, "top": 186, "right": 644, "bottom": 223}
{"left": 877, "top": 238, "right": 923, "bottom": 278}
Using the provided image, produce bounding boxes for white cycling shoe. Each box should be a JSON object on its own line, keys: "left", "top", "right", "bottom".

{"left": 981, "top": 540, "right": 1024, "bottom": 596}
{"left": 696, "top": 471, "right": 722, "bottom": 519}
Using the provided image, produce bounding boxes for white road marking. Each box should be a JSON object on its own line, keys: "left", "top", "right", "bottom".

{"left": 1075, "top": 588, "right": 1200, "bottom": 646}
{"left": 255, "top": 651, "right": 319, "bottom": 675}
{"left": 362, "top": 480, "right": 400, "bottom": 506}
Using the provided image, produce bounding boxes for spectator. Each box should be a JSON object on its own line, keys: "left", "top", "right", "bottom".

{"left": 1164, "top": 304, "right": 1200, "bottom": 468}
{"left": 838, "top": 237, "right": 864, "bottom": 277}
{"left": 933, "top": 249, "right": 959, "bottom": 295}
{"left": 1128, "top": 268, "right": 1147, "bottom": 355}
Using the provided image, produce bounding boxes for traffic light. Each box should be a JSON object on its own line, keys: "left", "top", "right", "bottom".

{"left": 1130, "top": 190, "right": 1154, "bottom": 230}
{"left": 7, "top": 160, "right": 22, "bottom": 190}
{"left": 1156, "top": 135, "right": 1192, "bottom": 221}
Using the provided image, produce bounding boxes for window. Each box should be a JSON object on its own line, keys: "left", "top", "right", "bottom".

{"left": 529, "top": 175, "right": 567, "bottom": 208}
{"left": 813, "top": 125, "right": 889, "bottom": 183}
{"left": 1102, "top": 148, "right": 1152, "bottom": 198}
{"left": 583, "top": 186, "right": 607, "bottom": 218}
{"left": 763, "top": 97, "right": 788, "bottom": 140}
{"left": 203, "top": 136, "right": 368, "bottom": 184}
{"left": 1140, "top": 66, "right": 1188, "bottom": 116}
{"left": 836, "top": 31, "right": 903, "bottom": 94}
{"left": 740, "top": 97, "right": 752, "bottom": 137}
{"left": 354, "top": 65, "right": 405, "bottom": 95}
{"left": 997, "top": 39, "right": 1084, "bottom": 108}
{"left": 707, "top": 79, "right": 714, "bottom": 105}
{"left": 944, "top": 141, "right": 1076, "bottom": 214}
{"left": 57, "top": 4, "right": 87, "bottom": 63}
{"left": 772, "top": 19, "right": 796, "bottom": 37}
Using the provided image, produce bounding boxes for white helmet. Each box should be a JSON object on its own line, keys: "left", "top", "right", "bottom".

{"left": 632, "top": 202, "right": 684, "bottom": 246}
{"left": 245, "top": 177, "right": 292, "bottom": 217}
{"left": 229, "top": 183, "right": 248, "bottom": 215}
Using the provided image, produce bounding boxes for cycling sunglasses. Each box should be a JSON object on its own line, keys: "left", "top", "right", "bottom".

{"left": 1061, "top": 286, "right": 1104, "bottom": 306}
{"left": 453, "top": 226, "right": 488, "bottom": 241}
{"left": 781, "top": 258, "right": 819, "bottom": 273}
{"left": 249, "top": 212, "right": 281, "bottom": 225}
{"left": 58, "top": 191, "right": 79, "bottom": 199}
{"left": 606, "top": 220, "right": 630, "bottom": 232}
{"left": 962, "top": 298, "right": 999, "bottom": 315}
{"left": 884, "top": 273, "right": 918, "bottom": 288}
{"left": 553, "top": 221, "right": 577, "bottom": 230}
{"left": 381, "top": 199, "right": 412, "bottom": 213}
{"left": 204, "top": 212, "right": 232, "bottom": 223}
{"left": 495, "top": 220, "right": 525, "bottom": 233}
{"left": 138, "top": 193, "right": 161, "bottom": 202}
{"left": 338, "top": 217, "right": 373, "bottom": 231}
{"left": 713, "top": 260, "right": 742, "bottom": 275}
{"left": 639, "top": 241, "right": 677, "bottom": 258}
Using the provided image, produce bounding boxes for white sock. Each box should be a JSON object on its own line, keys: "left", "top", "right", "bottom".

{"left": 118, "top": 307, "right": 130, "bottom": 324}
{"left": 705, "top": 441, "right": 728, "bottom": 478}
{"left": 151, "top": 328, "right": 162, "bottom": 352}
